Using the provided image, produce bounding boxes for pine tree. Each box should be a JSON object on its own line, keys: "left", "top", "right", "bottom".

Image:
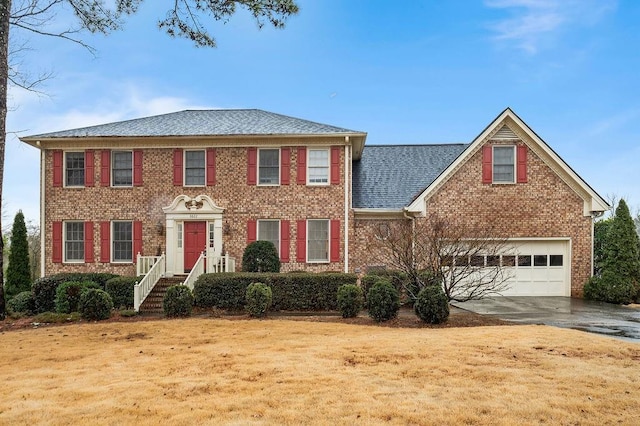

{"left": 5, "top": 210, "right": 31, "bottom": 298}
{"left": 603, "top": 199, "right": 640, "bottom": 284}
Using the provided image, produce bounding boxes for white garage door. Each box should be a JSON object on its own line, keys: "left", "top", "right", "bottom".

{"left": 499, "top": 240, "right": 570, "bottom": 297}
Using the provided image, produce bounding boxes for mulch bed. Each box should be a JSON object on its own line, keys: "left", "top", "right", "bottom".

{"left": 0, "top": 305, "right": 510, "bottom": 332}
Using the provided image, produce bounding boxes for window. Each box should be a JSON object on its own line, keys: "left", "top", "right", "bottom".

{"left": 177, "top": 223, "right": 183, "bottom": 249}
{"left": 64, "top": 222, "right": 84, "bottom": 262}
{"left": 185, "top": 150, "right": 205, "bottom": 186}
{"left": 534, "top": 255, "right": 548, "bottom": 267}
{"left": 65, "top": 152, "right": 84, "bottom": 187}
{"left": 307, "top": 220, "right": 329, "bottom": 262}
{"left": 258, "top": 220, "right": 280, "bottom": 254}
{"left": 308, "top": 149, "right": 329, "bottom": 184}
{"left": 112, "top": 151, "right": 132, "bottom": 186}
{"left": 502, "top": 255, "right": 516, "bottom": 267}
{"left": 493, "top": 146, "right": 515, "bottom": 183}
{"left": 258, "top": 149, "right": 279, "bottom": 185}
{"left": 112, "top": 221, "right": 133, "bottom": 262}
{"left": 518, "top": 255, "right": 532, "bottom": 267}
{"left": 550, "top": 255, "right": 563, "bottom": 267}
{"left": 209, "top": 223, "right": 215, "bottom": 248}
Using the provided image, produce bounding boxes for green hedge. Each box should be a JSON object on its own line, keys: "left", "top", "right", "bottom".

{"left": 193, "top": 272, "right": 357, "bottom": 311}
{"left": 105, "top": 276, "right": 138, "bottom": 309}
{"left": 32, "top": 273, "right": 119, "bottom": 313}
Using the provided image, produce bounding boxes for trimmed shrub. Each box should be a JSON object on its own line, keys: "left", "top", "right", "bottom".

{"left": 79, "top": 289, "right": 114, "bottom": 321}
{"left": 32, "top": 273, "right": 119, "bottom": 313}
{"left": 193, "top": 272, "right": 358, "bottom": 311}
{"left": 337, "top": 284, "right": 364, "bottom": 318}
{"left": 5, "top": 211, "right": 31, "bottom": 298}
{"left": 163, "top": 285, "right": 194, "bottom": 317}
{"left": 55, "top": 281, "right": 101, "bottom": 314}
{"left": 7, "top": 291, "right": 35, "bottom": 314}
{"left": 105, "top": 276, "right": 138, "bottom": 309}
{"left": 414, "top": 286, "right": 449, "bottom": 324}
{"left": 584, "top": 271, "right": 635, "bottom": 305}
{"left": 245, "top": 282, "right": 272, "bottom": 317}
{"left": 242, "top": 240, "right": 281, "bottom": 272}
{"left": 367, "top": 279, "right": 400, "bottom": 322}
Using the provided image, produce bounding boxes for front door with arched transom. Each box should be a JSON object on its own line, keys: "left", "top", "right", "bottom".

{"left": 184, "top": 221, "right": 207, "bottom": 272}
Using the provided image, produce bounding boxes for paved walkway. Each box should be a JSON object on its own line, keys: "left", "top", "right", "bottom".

{"left": 453, "top": 297, "right": 640, "bottom": 342}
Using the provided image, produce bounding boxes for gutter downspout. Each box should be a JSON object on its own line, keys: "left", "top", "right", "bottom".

{"left": 344, "top": 138, "right": 350, "bottom": 273}
{"left": 39, "top": 144, "right": 45, "bottom": 278}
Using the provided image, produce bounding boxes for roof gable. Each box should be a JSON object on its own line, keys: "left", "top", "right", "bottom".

{"left": 405, "top": 108, "right": 610, "bottom": 216}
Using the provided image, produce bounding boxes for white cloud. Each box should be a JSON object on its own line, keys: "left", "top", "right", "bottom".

{"left": 484, "top": 0, "right": 617, "bottom": 54}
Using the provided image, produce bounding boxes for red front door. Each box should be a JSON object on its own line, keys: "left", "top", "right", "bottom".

{"left": 184, "top": 221, "right": 207, "bottom": 272}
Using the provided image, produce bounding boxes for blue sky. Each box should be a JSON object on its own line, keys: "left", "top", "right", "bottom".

{"left": 6, "top": 0, "right": 639, "bottom": 226}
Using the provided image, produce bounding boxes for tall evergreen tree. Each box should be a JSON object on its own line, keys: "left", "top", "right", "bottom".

{"left": 5, "top": 210, "right": 30, "bottom": 298}
{"left": 603, "top": 199, "right": 640, "bottom": 284}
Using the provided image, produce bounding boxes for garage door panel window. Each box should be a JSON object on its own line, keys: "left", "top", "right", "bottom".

{"left": 534, "top": 255, "right": 547, "bottom": 267}
{"left": 518, "top": 255, "right": 532, "bottom": 267}
{"left": 549, "top": 255, "right": 563, "bottom": 267}
{"left": 502, "top": 255, "right": 516, "bottom": 267}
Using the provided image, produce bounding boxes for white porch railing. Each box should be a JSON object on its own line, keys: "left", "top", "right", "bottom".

{"left": 137, "top": 254, "right": 162, "bottom": 276}
{"left": 183, "top": 252, "right": 206, "bottom": 290}
{"left": 208, "top": 253, "right": 236, "bottom": 273}
{"left": 134, "top": 253, "right": 166, "bottom": 312}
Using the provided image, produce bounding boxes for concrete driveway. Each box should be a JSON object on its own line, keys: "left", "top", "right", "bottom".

{"left": 453, "top": 297, "right": 640, "bottom": 342}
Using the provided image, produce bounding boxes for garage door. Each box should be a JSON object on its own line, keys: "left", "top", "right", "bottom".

{"left": 499, "top": 240, "right": 570, "bottom": 297}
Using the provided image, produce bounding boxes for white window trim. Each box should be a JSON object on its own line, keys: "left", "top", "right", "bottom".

{"left": 111, "top": 220, "right": 134, "bottom": 263}
{"left": 306, "top": 219, "right": 330, "bottom": 263}
{"left": 257, "top": 147, "right": 280, "bottom": 186}
{"left": 183, "top": 149, "right": 206, "bottom": 187}
{"left": 492, "top": 145, "right": 516, "bottom": 184}
{"left": 208, "top": 222, "right": 215, "bottom": 248}
{"left": 64, "top": 151, "right": 85, "bottom": 188}
{"left": 177, "top": 223, "right": 183, "bottom": 249}
{"left": 257, "top": 219, "right": 280, "bottom": 255}
{"left": 307, "top": 147, "right": 330, "bottom": 186}
{"left": 63, "top": 221, "right": 85, "bottom": 263}
{"left": 111, "top": 150, "right": 133, "bottom": 188}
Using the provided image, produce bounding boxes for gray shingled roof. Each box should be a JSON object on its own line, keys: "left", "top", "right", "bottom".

{"left": 25, "top": 109, "right": 362, "bottom": 138}
{"left": 352, "top": 144, "right": 468, "bottom": 209}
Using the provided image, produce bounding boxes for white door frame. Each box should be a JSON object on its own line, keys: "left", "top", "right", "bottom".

{"left": 162, "top": 194, "right": 224, "bottom": 276}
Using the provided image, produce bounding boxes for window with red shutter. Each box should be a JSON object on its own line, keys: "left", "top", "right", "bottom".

{"left": 280, "top": 220, "right": 290, "bottom": 262}
{"left": 133, "top": 150, "right": 143, "bottom": 186}
{"left": 53, "top": 151, "right": 63, "bottom": 187}
{"left": 173, "top": 149, "right": 183, "bottom": 186}
{"left": 84, "top": 222, "right": 94, "bottom": 263}
{"left": 247, "top": 148, "right": 257, "bottom": 185}
{"left": 296, "top": 147, "right": 306, "bottom": 184}
{"left": 207, "top": 148, "right": 216, "bottom": 186}
{"left": 101, "top": 150, "right": 111, "bottom": 187}
{"left": 330, "top": 147, "right": 340, "bottom": 185}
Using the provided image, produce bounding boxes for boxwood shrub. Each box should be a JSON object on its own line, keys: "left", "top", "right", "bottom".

{"left": 105, "top": 276, "right": 138, "bottom": 309}
{"left": 193, "top": 272, "right": 357, "bottom": 311}
{"left": 245, "top": 282, "right": 272, "bottom": 317}
{"left": 337, "top": 284, "right": 364, "bottom": 318}
{"left": 32, "top": 273, "right": 119, "bottom": 313}
{"left": 80, "top": 289, "right": 114, "bottom": 321}
{"left": 367, "top": 279, "right": 400, "bottom": 322}
{"left": 414, "top": 285, "right": 449, "bottom": 324}
{"left": 163, "top": 285, "right": 194, "bottom": 317}
{"left": 55, "top": 281, "right": 101, "bottom": 314}
{"left": 7, "top": 291, "right": 35, "bottom": 314}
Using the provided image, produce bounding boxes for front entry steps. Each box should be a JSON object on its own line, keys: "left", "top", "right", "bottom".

{"left": 138, "top": 276, "right": 186, "bottom": 314}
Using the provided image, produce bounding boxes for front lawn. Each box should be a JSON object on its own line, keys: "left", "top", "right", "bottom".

{"left": 0, "top": 319, "right": 637, "bottom": 424}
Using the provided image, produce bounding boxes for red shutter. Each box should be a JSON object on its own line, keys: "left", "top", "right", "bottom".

{"left": 84, "top": 222, "right": 94, "bottom": 263}
{"left": 280, "top": 220, "right": 290, "bottom": 262}
{"left": 296, "top": 220, "right": 306, "bottom": 262}
{"left": 330, "top": 219, "right": 340, "bottom": 262}
{"left": 100, "top": 221, "right": 110, "bottom": 263}
{"left": 173, "top": 149, "right": 183, "bottom": 186}
{"left": 133, "top": 221, "right": 143, "bottom": 263}
{"left": 517, "top": 145, "right": 528, "bottom": 183}
{"left": 85, "top": 150, "right": 94, "bottom": 187}
{"left": 482, "top": 145, "right": 492, "bottom": 184}
{"left": 247, "top": 220, "right": 257, "bottom": 244}
{"left": 331, "top": 146, "right": 340, "bottom": 185}
{"left": 297, "top": 147, "right": 307, "bottom": 184}
{"left": 206, "top": 148, "right": 216, "bottom": 186}
{"left": 101, "top": 150, "right": 111, "bottom": 187}
{"left": 133, "top": 150, "right": 143, "bottom": 186}
{"left": 52, "top": 221, "right": 62, "bottom": 263}
{"left": 247, "top": 147, "right": 257, "bottom": 185}
{"left": 53, "top": 151, "right": 63, "bottom": 187}
{"left": 281, "top": 148, "right": 290, "bottom": 185}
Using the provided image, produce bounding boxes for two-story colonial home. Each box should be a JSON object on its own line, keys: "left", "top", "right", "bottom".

{"left": 21, "top": 108, "right": 608, "bottom": 309}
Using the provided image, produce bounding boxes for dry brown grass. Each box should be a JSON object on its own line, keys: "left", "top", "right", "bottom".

{"left": 0, "top": 319, "right": 638, "bottom": 425}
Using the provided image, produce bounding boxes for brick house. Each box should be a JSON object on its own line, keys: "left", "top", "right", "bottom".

{"left": 21, "top": 107, "right": 608, "bottom": 305}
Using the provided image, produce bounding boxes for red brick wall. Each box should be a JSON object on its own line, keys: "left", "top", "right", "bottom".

{"left": 44, "top": 141, "right": 347, "bottom": 276}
